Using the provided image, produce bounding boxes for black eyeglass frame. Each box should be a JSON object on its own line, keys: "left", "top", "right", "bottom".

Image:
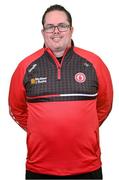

{"left": 43, "top": 23, "right": 71, "bottom": 33}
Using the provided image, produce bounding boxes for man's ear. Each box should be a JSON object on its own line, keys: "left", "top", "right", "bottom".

{"left": 71, "top": 26, "right": 74, "bottom": 34}
{"left": 41, "top": 29, "right": 44, "bottom": 36}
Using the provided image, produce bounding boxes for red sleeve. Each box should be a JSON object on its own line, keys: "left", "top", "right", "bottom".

{"left": 9, "top": 62, "right": 28, "bottom": 130}
{"left": 8, "top": 48, "right": 44, "bottom": 130}
{"left": 95, "top": 58, "right": 113, "bottom": 125}
{"left": 74, "top": 47, "right": 113, "bottom": 126}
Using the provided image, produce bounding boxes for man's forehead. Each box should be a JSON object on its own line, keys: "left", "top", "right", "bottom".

{"left": 44, "top": 11, "right": 68, "bottom": 24}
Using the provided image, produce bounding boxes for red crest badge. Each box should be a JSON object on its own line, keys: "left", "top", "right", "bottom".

{"left": 75, "top": 72, "right": 86, "bottom": 83}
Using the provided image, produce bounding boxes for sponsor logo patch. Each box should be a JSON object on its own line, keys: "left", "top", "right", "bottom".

{"left": 31, "top": 77, "right": 47, "bottom": 85}
{"left": 75, "top": 72, "right": 86, "bottom": 83}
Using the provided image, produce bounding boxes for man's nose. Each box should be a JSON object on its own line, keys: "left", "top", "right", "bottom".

{"left": 53, "top": 26, "right": 60, "bottom": 33}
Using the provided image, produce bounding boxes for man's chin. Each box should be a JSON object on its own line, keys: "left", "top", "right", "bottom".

{"left": 53, "top": 46, "right": 63, "bottom": 52}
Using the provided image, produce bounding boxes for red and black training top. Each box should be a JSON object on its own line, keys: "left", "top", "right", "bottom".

{"left": 9, "top": 47, "right": 113, "bottom": 175}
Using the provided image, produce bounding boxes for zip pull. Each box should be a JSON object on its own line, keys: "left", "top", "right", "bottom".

{"left": 57, "top": 66, "right": 61, "bottom": 80}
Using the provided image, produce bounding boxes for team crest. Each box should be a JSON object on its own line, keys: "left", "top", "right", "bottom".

{"left": 75, "top": 72, "right": 86, "bottom": 83}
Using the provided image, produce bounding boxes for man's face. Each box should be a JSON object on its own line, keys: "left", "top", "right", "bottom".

{"left": 42, "top": 10, "right": 73, "bottom": 54}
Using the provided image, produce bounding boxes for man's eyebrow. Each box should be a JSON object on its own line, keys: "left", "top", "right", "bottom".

{"left": 45, "top": 22, "right": 67, "bottom": 26}
{"left": 44, "top": 24, "right": 54, "bottom": 26}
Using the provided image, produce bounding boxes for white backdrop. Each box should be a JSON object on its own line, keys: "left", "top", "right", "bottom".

{"left": 0, "top": 0, "right": 119, "bottom": 180}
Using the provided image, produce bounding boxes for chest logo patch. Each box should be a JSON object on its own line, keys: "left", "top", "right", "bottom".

{"left": 75, "top": 72, "right": 86, "bottom": 83}
{"left": 31, "top": 77, "right": 47, "bottom": 85}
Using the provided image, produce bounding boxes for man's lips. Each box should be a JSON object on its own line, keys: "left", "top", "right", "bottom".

{"left": 51, "top": 36, "right": 62, "bottom": 42}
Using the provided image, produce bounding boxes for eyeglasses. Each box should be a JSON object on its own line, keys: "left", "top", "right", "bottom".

{"left": 43, "top": 23, "right": 71, "bottom": 33}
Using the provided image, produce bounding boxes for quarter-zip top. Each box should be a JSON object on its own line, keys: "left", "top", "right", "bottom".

{"left": 9, "top": 47, "right": 113, "bottom": 176}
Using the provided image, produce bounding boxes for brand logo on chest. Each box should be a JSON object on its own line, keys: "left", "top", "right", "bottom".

{"left": 75, "top": 72, "right": 86, "bottom": 83}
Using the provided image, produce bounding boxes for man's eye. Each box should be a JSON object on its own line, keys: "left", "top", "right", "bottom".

{"left": 59, "top": 24, "right": 67, "bottom": 28}
{"left": 45, "top": 26, "right": 53, "bottom": 30}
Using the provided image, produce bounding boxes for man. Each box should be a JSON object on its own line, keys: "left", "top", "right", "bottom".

{"left": 9, "top": 4, "right": 113, "bottom": 179}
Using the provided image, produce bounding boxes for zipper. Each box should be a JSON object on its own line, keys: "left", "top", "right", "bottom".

{"left": 57, "top": 66, "right": 61, "bottom": 80}
{"left": 51, "top": 58, "right": 61, "bottom": 80}
{"left": 56, "top": 49, "right": 69, "bottom": 80}
{"left": 46, "top": 48, "right": 69, "bottom": 80}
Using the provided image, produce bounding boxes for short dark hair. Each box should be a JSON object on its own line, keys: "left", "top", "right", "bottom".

{"left": 42, "top": 4, "right": 72, "bottom": 26}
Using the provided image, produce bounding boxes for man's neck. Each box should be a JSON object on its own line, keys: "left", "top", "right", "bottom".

{"left": 53, "top": 50, "right": 65, "bottom": 58}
